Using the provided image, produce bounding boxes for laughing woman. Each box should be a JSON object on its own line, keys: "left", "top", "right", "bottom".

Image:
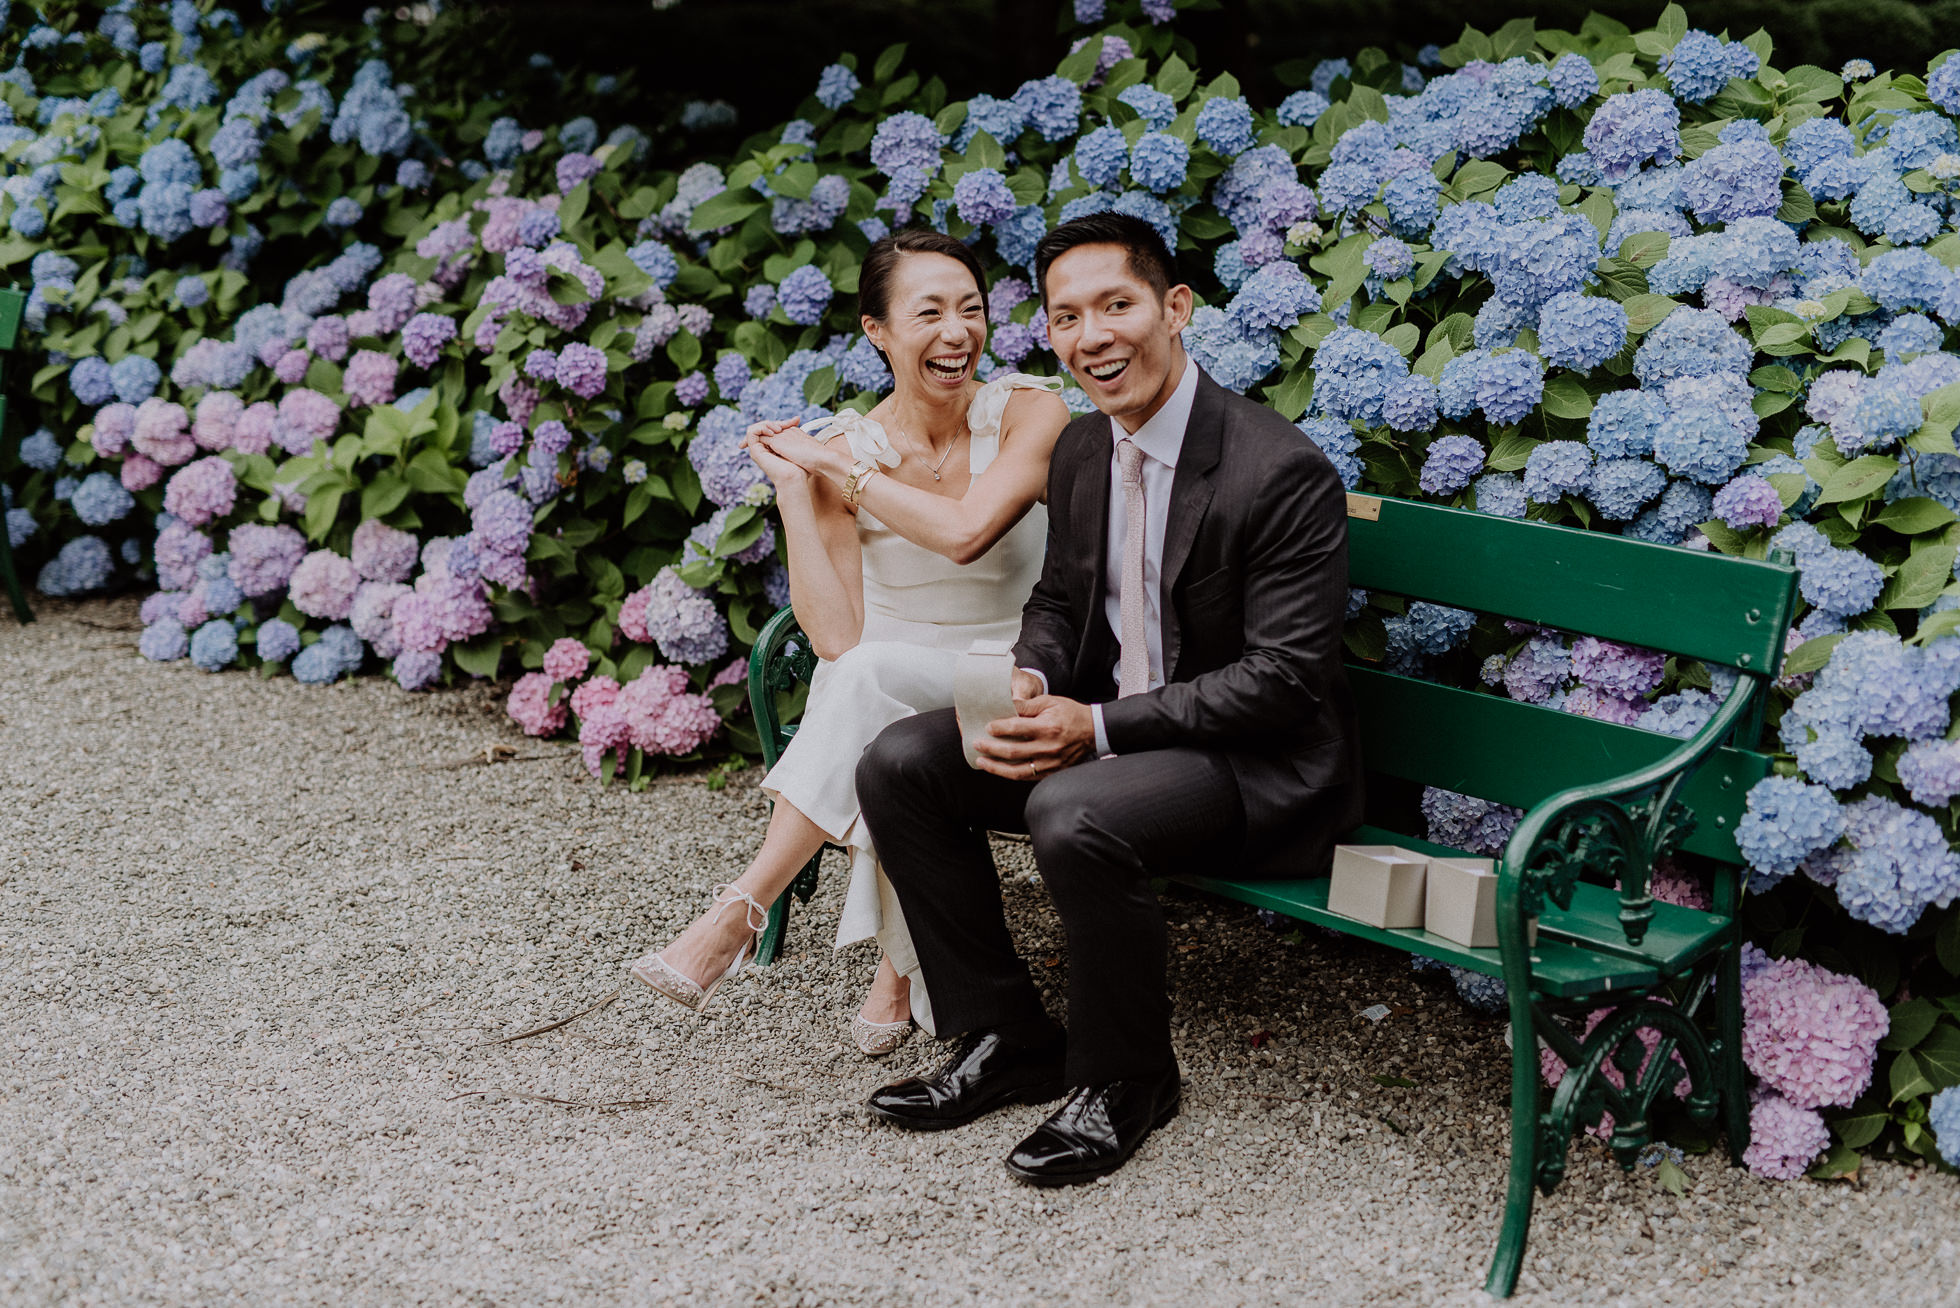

{"left": 627, "top": 229, "right": 1068, "bottom": 1055}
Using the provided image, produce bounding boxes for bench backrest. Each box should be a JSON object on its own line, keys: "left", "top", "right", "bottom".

{"left": 1342, "top": 494, "right": 1800, "bottom": 866}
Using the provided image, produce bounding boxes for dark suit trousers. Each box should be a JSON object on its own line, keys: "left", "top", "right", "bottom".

{"left": 857, "top": 707, "right": 1246, "bottom": 1085}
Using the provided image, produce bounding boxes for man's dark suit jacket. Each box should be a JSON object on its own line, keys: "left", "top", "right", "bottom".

{"left": 1011, "top": 367, "right": 1365, "bottom": 876}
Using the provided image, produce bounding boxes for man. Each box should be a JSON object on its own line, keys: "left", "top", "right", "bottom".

{"left": 854, "top": 212, "right": 1362, "bottom": 1185}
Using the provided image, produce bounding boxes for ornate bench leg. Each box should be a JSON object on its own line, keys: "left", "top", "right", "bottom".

{"left": 754, "top": 849, "right": 822, "bottom": 968}
{"left": 1487, "top": 994, "right": 1544, "bottom": 1298}
{"left": 1718, "top": 940, "right": 1751, "bottom": 1165}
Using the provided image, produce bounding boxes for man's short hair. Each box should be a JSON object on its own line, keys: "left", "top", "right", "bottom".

{"left": 1034, "top": 212, "right": 1178, "bottom": 305}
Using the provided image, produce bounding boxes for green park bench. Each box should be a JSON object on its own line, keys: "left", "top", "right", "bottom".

{"left": 0, "top": 284, "right": 31, "bottom": 623}
{"left": 746, "top": 491, "right": 1798, "bottom": 1297}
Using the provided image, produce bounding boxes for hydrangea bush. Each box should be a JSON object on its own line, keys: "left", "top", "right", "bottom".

{"left": 4, "top": 1, "right": 1960, "bottom": 1173}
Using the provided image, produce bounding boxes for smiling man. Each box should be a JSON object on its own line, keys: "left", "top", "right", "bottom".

{"left": 854, "top": 212, "right": 1364, "bottom": 1186}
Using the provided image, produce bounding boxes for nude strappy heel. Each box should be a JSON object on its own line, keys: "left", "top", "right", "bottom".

{"left": 628, "top": 883, "right": 769, "bottom": 1015}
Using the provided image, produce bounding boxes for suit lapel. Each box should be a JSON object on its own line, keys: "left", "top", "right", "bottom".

{"left": 1070, "top": 415, "right": 1112, "bottom": 677}
{"left": 1161, "top": 371, "right": 1223, "bottom": 678}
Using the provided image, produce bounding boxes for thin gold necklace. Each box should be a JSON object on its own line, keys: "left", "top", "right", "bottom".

{"left": 895, "top": 422, "right": 966, "bottom": 480}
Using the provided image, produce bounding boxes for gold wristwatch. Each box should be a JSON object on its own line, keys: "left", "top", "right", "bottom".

{"left": 842, "top": 459, "right": 877, "bottom": 507}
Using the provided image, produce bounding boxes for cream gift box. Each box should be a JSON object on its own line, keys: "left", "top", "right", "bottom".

{"left": 1423, "top": 856, "right": 1537, "bottom": 948}
{"left": 1327, "top": 845, "right": 1428, "bottom": 929}
{"left": 954, "top": 638, "right": 1020, "bottom": 769}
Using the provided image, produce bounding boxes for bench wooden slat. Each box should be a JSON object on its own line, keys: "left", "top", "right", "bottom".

{"left": 1347, "top": 495, "right": 1797, "bottom": 674}
{"left": 1349, "top": 667, "right": 1768, "bottom": 864}
{"left": 1175, "top": 871, "right": 1663, "bottom": 997}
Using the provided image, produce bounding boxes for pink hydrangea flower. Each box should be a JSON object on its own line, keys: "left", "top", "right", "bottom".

{"left": 615, "top": 665, "right": 720, "bottom": 756}
{"left": 1540, "top": 1001, "right": 1690, "bottom": 1139}
{"left": 350, "top": 580, "right": 411, "bottom": 659}
{"left": 1741, "top": 956, "right": 1887, "bottom": 1109}
{"left": 710, "top": 656, "right": 748, "bottom": 689}
{"left": 192, "top": 392, "right": 243, "bottom": 451}
{"left": 345, "top": 308, "right": 383, "bottom": 338}
{"left": 274, "top": 348, "right": 312, "bottom": 385}
{"left": 232, "top": 401, "right": 278, "bottom": 456}
{"left": 289, "top": 550, "right": 361, "bottom": 621}
{"left": 120, "top": 453, "right": 163, "bottom": 492}
{"left": 391, "top": 590, "right": 447, "bottom": 653}
{"left": 92, "top": 402, "right": 136, "bottom": 456}
{"left": 276, "top": 388, "right": 341, "bottom": 455}
{"left": 507, "top": 671, "right": 568, "bottom": 737}
{"left": 162, "top": 456, "right": 238, "bottom": 527}
{"left": 617, "top": 585, "right": 653, "bottom": 643}
{"left": 130, "top": 398, "right": 194, "bottom": 466}
{"left": 542, "top": 637, "right": 591, "bottom": 682}
{"left": 569, "top": 674, "right": 620, "bottom": 721}
{"left": 343, "top": 349, "right": 399, "bottom": 407}
{"left": 175, "top": 591, "right": 209, "bottom": 628}
{"left": 227, "top": 523, "right": 307, "bottom": 597}
{"left": 1742, "top": 1088, "right": 1830, "bottom": 1180}
{"left": 307, "top": 315, "right": 350, "bottom": 362}
{"left": 418, "top": 572, "right": 493, "bottom": 642}
{"left": 351, "top": 518, "right": 420, "bottom": 583}
{"left": 153, "top": 521, "right": 212, "bottom": 591}
{"left": 578, "top": 701, "right": 631, "bottom": 776}
{"left": 499, "top": 374, "right": 539, "bottom": 426}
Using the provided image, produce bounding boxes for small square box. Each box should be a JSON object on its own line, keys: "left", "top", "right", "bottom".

{"left": 1328, "top": 845, "right": 1428, "bottom": 929}
{"left": 1423, "top": 857, "right": 1537, "bottom": 949}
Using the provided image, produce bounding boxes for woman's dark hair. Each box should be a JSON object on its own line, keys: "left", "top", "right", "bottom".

{"left": 857, "top": 227, "right": 990, "bottom": 322}
{"left": 1034, "top": 211, "right": 1178, "bottom": 305}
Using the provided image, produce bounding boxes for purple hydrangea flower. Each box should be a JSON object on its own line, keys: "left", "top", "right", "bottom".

{"left": 401, "top": 313, "right": 456, "bottom": 369}
{"left": 555, "top": 341, "right": 609, "bottom": 398}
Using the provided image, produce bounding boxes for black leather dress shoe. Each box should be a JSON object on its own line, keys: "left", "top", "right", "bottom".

{"left": 866, "top": 1028, "right": 1066, "bottom": 1131}
{"left": 1004, "top": 1068, "right": 1180, "bottom": 1186}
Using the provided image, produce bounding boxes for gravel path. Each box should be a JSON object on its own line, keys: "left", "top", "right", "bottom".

{"left": 3, "top": 597, "right": 1956, "bottom": 1307}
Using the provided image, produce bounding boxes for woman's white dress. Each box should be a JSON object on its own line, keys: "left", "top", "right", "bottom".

{"left": 759, "top": 374, "right": 1059, "bottom": 1035}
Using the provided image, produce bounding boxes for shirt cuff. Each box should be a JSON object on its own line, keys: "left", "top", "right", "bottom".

{"left": 1091, "top": 703, "right": 1111, "bottom": 757}
{"left": 1018, "top": 666, "right": 1048, "bottom": 695}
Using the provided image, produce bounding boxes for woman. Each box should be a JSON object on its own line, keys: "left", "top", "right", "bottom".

{"left": 628, "top": 228, "right": 1069, "bottom": 1055}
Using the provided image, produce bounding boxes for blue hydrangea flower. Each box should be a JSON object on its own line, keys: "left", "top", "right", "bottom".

{"left": 70, "top": 471, "right": 133, "bottom": 526}
{"left": 1129, "top": 132, "right": 1189, "bottom": 194}
{"left": 1931, "top": 1086, "right": 1960, "bottom": 1168}
{"left": 952, "top": 167, "right": 1017, "bottom": 226}
{"left": 140, "top": 618, "right": 189, "bottom": 662}
{"left": 953, "top": 95, "right": 1026, "bottom": 152}
{"left": 1195, "top": 96, "right": 1255, "bottom": 157}
{"left": 1523, "top": 440, "right": 1593, "bottom": 504}
{"left": 1184, "top": 306, "right": 1280, "bottom": 394}
{"left": 869, "top": 111, "right": 943, "bottom": 180}
{"left": 1929, "top": 56, "right": 1960, "bottom": 115}
{"left": 189, "top": 619, "right": 239, "bottom": 672}
{"left": 1679, "top": 131, "right": 1786, "bottom": 224}
{"left": 1228, "top": 261, "right": 1321, "bottom": 331}
{"left": 1419, "top": 435, "right": 1484, "bottom": 494}
{"left": 626, "top": 240, "right": 680, "bottom": 290}
{"left": 1585, "top": 392, "right": 1664, "bottom": 461}
{"left": 1381, "top": 374, "right": 1439, "bottom": 434}
{"left": 1473, "top": 472, "right": 1528, "bottom": 518}
{"left": 1072, "top": 125, "right": 1129, "bottom": 189}
{"left": 1588, "top": 458, "right": 1667, "bottom": 521}
{"left": 1547, "top": 53, "right": 1598, "bottom": 108}
{"left": 1654, "top": 396, "right": 1751, "bottom": 485}
{"left": 1276, "top": 90, "right": 1330, "bottom": 127}
{"left": 1537, "top": 292, "right": 1628, "bottom": 373}
{"left": 37, "top": 536, "right": 113, "bottom": 597}
{"left": 1296, "top": 417, "right": 1362, "bottom": 489}
{"left": 1011, "top": 76, "right": 1082, "bottom": 143}
{"left": 1312, "top": 326, "right": 1408, "bottom": 426}
{"left": 815, "top": 63, "right": 860, "bottom": 111}
{"left": 256, "top": 619, "right": 301, "bottom": 663}
{"left": 1118, "top": 85, "right": 1177, "bottom": 131}
{"left": 1474, "top": 350, "right": 1545, "bottom": 426}
{"left": 1581, "top": 89, "right": 1681, "bottom": 181}
{"left": 1672, "top": 30, "right": 1760, "bottom": 99}
{"left": 1736, "top": 777, "right": 1845, "bottom": 883}
{"left": 777, "top": 264, "right": 834, "bottom": 326}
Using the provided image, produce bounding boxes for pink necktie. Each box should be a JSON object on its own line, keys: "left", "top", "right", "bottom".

{"left": 1117, "top": 439, "right": 1149, "bottom": 699}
